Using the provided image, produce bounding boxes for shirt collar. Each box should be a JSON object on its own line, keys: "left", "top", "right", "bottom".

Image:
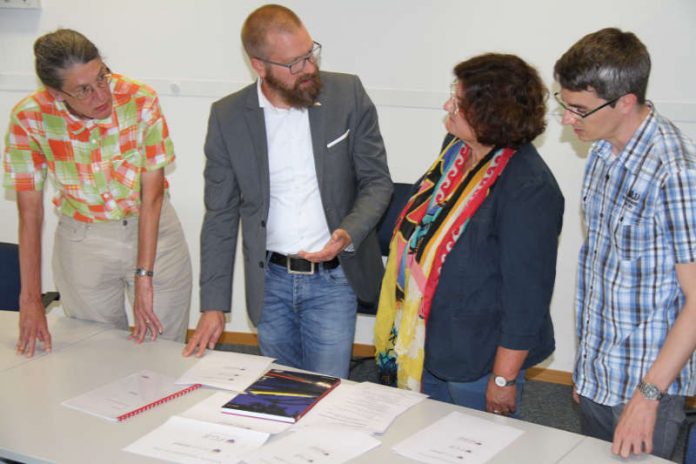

{"left": 593, "top": 101, "right": 657, "bottom": 176}
{"left": 256, "top": 79, "right": 293, "bottom": 114}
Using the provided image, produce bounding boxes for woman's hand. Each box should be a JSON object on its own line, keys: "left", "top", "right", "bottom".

{"left": 129, "top": 276, "right": 163, "bottom": 343}
{"left": 486, "top": 376, "right": 517, "bottom": 416}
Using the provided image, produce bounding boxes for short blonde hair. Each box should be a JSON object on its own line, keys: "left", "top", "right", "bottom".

{"left": 241, "top": 4, "right": 303, "bottom": 59}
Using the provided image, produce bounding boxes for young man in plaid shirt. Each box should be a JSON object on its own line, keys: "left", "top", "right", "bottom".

{"left": 3, "top": 29, "right": 191, "bottom": 356}
{"left": 555, "top": 28, "right": 696, "bottom": 459}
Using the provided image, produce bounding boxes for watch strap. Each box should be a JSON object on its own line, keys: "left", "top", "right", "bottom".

{"left": 494, "top": 375, "right": 516, "bottom": 387}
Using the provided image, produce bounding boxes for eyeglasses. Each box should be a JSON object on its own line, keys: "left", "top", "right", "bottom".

{"left": 553, "top": 91, "right": 621, "bottom": 119}
{"left": 448, "top": 81, "right": 461, "bottom": 115}
{"left": 61, "top": 70, "right": 112, "bottom": 100}
{"left": 255, "top": 41, "right": 322, "bottom": 75}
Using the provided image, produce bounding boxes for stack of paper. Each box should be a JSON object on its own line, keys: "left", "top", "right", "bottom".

{"left": 298, "top": 381, "right": 427, "bottom": 434}
{"left": 176, "top": 350, "right": 274, "bottom": 392}
{"left": 238, "top": 426, "right": 381, "bottom": 464}
{"left": 392, "top": 411, "right": 525, "bottom": 464}
{"left": 62, "top": 370, "right": 201, "bottom": 422}
{"left": 125, "top": 416, "right": 269, "bottom": 464}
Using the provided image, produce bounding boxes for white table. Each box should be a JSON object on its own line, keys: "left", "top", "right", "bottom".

{"left": 0, "top": 312, "right": 668, "bottom": 463}
{"left": 0, "top": 311, "right": 111, "bottom": 372}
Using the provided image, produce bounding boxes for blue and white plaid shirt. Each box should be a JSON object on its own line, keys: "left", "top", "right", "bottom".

{"left": 574, "top": 104, "right": 696, "bottom": 405}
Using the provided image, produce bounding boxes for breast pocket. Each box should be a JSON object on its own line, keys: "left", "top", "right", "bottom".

{"left": 109, "top": 146, "right": 142, "bottom": 187}
{"left": 613, "top": 219, "right": 653, "bottom": 263}
{"left": 326, "top": 129, "right": 350, "bottom": 149}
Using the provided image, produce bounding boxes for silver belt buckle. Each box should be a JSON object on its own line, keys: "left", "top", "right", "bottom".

{"left": 286, "top": 255, "right": 314, "bottom": 275}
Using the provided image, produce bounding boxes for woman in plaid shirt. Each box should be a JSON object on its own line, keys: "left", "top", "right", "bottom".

{"left": 3, "top": 29, "right": 192, "bottom": 356}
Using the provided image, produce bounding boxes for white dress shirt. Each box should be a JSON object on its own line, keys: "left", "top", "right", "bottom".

{"left": 258, "top": 80, "right": 331, "bottom": 254}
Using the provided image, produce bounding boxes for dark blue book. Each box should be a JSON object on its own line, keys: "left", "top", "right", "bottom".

{"left": 221, "top": 369, "right": 340, "bottom": 423}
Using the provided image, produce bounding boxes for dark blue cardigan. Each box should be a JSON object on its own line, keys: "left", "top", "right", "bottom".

{"left": 424, "top": 139, "right": 564, "bottom": 382}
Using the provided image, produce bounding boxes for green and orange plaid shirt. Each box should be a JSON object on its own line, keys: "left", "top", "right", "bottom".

{"left": 3, "top": 74, "right": 174, "bottom": 222}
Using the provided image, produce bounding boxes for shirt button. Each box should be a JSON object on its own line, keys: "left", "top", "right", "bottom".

{"left": 261, "top": 220, "right": 266, "bottom": 228}
{"left": 258, "top": 261, "right": 264, "bottom": 268}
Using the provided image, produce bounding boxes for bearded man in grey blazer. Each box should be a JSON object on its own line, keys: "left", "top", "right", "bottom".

{"left": 183, "top": 4, "right": 392, "bottom": 378}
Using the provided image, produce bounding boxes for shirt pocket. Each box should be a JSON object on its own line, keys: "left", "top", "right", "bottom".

{"left": 108, "top": 148, "right": 141, "bottom": 189}
{"left": 613, "top": 218, "right": 653, "bottom": 263}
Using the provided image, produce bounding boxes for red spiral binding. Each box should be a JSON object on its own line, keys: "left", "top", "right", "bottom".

{"left": 116, "top": 383, "right": 203, "bottom": 422}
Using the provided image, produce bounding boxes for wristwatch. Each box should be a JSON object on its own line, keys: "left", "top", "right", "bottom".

{"left": 637, "top": 381, "right": 664, "bottom": 401}
{"left": 134, "top": 268, "right": 154, "bottom": 278}
{"left": 493, "top": 375, "right": 515, "bottom": 387}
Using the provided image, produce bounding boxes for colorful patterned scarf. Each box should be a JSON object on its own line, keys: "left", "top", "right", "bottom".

{"left": 374, "top": 137, "right": 516, "bottom": 391}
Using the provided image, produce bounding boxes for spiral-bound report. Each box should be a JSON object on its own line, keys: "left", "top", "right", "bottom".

{"left": 62, "top": 369, "right": 202, "bottom": 422}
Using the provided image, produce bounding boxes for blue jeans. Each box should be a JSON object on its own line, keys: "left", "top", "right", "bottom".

{"left": 422, "top": 368, "right": 526, "bottom": 417}
{"left": 258, "top": 260, "right": 357, "bottom": 378}
{"left": 578, "top": 394, "right": 685, "bottom": 459}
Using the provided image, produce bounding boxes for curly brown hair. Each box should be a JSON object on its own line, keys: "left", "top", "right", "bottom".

{"left": 454, "top": 53, "right": 547, "bottom": 148}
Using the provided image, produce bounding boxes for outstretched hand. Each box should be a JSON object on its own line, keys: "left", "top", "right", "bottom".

{"left": 298, "top": 229, "right": 352, "bottom": 263}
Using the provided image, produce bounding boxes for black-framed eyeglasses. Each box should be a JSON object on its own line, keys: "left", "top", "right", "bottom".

{"left": 61, "top": 69, "right": 112, "bottom": 101}
{"left": 255, "top": 41, "right": 322, "bottom": 75}
{"left": 553, "top": 91, "right": 621, "bottom": 119}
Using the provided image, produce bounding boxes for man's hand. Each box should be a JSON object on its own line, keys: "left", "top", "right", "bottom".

{"left": 16, "top": 299, "right": 52, "bottom": 357}
{"left": 298, "top": 229, "right": 352, "bottom": 263}
{"left": 486, "top": 376, "right": 517, "bottom": 416}
{"left": 611, "top": 392, "right": 659, "bottom": 457}
{"left": 182, "top": 311, "right": 225, "bottom": 357}
{"left": 129, "top": 276, "right": 163, "bottom": 344}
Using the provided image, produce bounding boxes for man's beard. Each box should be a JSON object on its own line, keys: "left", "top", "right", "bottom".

{"left": 265, "top": 68, "right": 323, "bottom": 108}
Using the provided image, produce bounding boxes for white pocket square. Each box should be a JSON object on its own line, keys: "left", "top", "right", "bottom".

{"left": 326, "top": 129, "right": 350, "bottom": 148}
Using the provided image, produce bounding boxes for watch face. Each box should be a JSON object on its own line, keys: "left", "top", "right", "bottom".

{"left": 640, "top": 382, "right": 661, "bottom": 400}
{"left": 494, "top": 376, "right": 506, "bottom": 387}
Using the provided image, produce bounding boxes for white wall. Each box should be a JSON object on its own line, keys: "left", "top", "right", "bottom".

{"left": 1, "top": 0, "right": 695, "bottom": 373}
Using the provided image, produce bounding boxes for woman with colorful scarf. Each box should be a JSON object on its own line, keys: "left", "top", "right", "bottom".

{"left": 375, "top": 54, "right": 564, "bottom": 417}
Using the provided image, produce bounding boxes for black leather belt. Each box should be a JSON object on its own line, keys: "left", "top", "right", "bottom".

{"left": 268, "top": 252, "right": 339, "bottom": 275}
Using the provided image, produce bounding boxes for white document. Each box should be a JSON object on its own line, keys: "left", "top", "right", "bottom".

{"left": 298, "top": 381, "right": 427, "bottom": 434}
{"left": 181, "top": 391, "right": 292, "bottom": 435}
{"left": 124, "top": 416, "right": 269, "bottom": 464}
{"left": 238, "top": 425, "right": 381, "bottom": 464}
{"left": 176, "top": 350, "right": 274, "bottom": 391}
{"left": 392, "top": 411, "right": 524, "bottom": 464}
{"left": 62, "top": 369, "right": 200, "bottom": 422}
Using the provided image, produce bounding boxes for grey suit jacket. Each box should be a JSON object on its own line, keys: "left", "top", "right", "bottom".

{"left": 199, "top": 71, "right": 393, "bottom": 325}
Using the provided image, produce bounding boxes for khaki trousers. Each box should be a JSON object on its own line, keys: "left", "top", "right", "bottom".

{"left": 52, "top": 199, "right": 192, "bottom": 342}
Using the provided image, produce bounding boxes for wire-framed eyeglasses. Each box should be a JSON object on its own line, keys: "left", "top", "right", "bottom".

{"left": 61, "top": 70, "right": 112, "bottom": 101}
